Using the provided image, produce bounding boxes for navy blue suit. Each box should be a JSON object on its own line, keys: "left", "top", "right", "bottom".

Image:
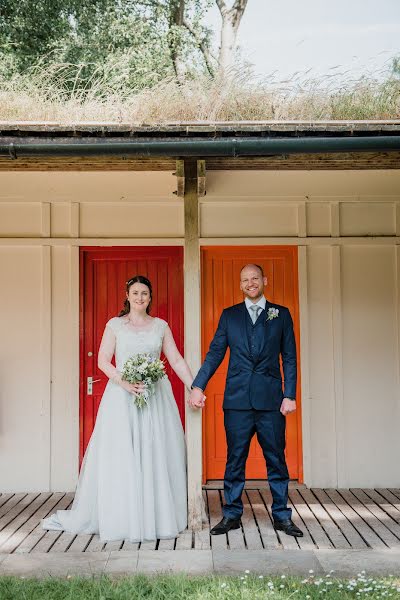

{"left": 192, "top": 300, "right": 297, "bottom": 521}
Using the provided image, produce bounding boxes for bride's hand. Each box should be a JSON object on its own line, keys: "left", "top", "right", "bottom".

{"left": 120, "top": 381, "right": 145, "bottom": 395}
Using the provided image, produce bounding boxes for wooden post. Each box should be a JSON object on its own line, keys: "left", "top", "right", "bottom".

{"left": 183, "top": 158, "right": 203, "bottom": 531}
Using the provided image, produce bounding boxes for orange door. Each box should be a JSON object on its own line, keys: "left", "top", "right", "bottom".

{"left": 202, "top": 246, "right": 302, "bottom": 482}
{"left": 80, "top": 247, "right": 184, "bottom": 465}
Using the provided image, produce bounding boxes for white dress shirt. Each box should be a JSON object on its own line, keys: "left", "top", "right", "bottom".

{"left": 245, "top": 296, "right": 266, "bottom": 322}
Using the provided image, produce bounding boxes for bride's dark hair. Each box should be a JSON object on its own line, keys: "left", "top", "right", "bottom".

{"left": 119, "top": 275, "right": 153, "bottom": 316}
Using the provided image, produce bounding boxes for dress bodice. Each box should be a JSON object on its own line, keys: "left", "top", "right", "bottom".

{"left": 106, "top": 317, "right": 167, "bottom": 371}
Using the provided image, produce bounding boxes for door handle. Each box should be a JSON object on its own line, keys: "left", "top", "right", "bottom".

{"left": 87, "top": 376, "right": 101, "bottom": 395}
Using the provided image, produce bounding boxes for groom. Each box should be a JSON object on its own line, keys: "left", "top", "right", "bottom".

{"left": 189, "top": 264, "right": 303, "bottom": 537}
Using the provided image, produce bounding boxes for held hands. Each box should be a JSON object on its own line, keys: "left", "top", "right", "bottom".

{"left": 188, "top": 387, "right": 206, "bottom": 410}
{"left": 280, "top": 397, "right": 296, "bottom": 416}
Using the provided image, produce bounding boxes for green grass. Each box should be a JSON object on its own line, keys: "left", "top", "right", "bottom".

{"left": 0, "top": 573, "right": 400, "bottom": 600}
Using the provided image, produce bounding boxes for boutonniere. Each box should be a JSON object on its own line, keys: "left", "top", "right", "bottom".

{"left": 266, "top": 307, "right": 279, "bottom": 321}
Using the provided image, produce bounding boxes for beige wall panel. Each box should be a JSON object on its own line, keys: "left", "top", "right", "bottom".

{"left": 51, "top": 203, "right": 72, "bottom": 237}
{"left": 200, "top": 202, "right": 298, "bottom": 237}
{"left": 0, "top": 202, "right": 43, "bottom": 236}
{"left": 0, "top": 247, "right": 50, "bottom": 491}
{"left": 306, "top": 247, "right": 337, "bottom": 486}
{"left": 0, "top": 171, "right": 176, "bottom": 201}
{"left": 340, "top": 202, "right": 396, "bottom": 236}
{"left": 340, "top": 245, "right": 400, "bottom": 487}
{"left": 306, "top": 203, "right": 331, "bottom": 237}
{"left": 79, "top": 202, "right": 184, "bottom": 238}
{"left": 50, "top": 246, "right": 79, "bottom": 490}
{"left": 206, "top": 170, "right": 400, "bottom": 197}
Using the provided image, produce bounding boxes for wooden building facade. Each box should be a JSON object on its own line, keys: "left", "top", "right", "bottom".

{"left": 0, "top": 121, "right": 399, "bottom": 528}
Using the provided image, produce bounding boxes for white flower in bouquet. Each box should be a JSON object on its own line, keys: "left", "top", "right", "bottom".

{"left": 121, "top": 353, "right": 166, "bottom": 408}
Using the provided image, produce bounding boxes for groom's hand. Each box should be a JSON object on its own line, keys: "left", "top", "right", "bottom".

{"left": 188, "top": 387, "right": 206, "bottom": 410}
{"left": 280, "top": 398, "right": 296, "bottom": 416}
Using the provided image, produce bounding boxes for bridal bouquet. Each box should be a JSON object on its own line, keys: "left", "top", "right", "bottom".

{"left": 121, "top": 353, "right": 166, "bottom": 408}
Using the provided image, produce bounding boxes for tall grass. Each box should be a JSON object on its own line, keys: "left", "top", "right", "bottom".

{"left": 0, "top": 62, "right": 399, "bottom": 123}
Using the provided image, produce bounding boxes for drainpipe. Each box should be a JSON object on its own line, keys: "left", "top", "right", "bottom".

{"left": 1, "top": 136, "right": 400, "bottom": 158}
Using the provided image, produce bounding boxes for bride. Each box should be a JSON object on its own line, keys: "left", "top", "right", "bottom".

{"left": 43, "top": 275, "right": 200, "bottom": 542}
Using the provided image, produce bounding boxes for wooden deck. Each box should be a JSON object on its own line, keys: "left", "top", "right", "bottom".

{"left": 1, "top": 487, "right": 400, "bottom": 554}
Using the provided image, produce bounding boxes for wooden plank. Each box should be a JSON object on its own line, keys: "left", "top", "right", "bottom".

{"left": 67, "top": 533, "right": 93, "bottom": 552}
{"left": 0, "top": 494, "right": 27, "bottom": 519}
{"left": 219, "top": 490, "right": 245, "bottom": 550}
{"left": 355, "top": 489, "right": 400, "bottom": 521}
{"left": 388, "top": 489, "right": 400, "bottom": 502}
{"left": 0, "top": 493, "right": 50, "bottom": 550}
{"left": 349, "top": 489, "right": 400, "bottom": 547}
{"left": 312, "top": 489, "right": 367, "bottom": 549}
{"left": 139, "top": 539, "right": 157, "bottom": 550}
{"left": 50, "top": 531, "right": 77, "bottom": 553}
{"left": 382, "top": 488, "right": 400, "bottom": 510}
{"left": 325, "top": 489, "right": 386, "bottom": 549}
{"left": 259, "top": 489, "right": 298, "bottom": 550}
{"left": 0, "top": 493, "right": 39, "bottom": 531}
{"left": 192, "top": 491, "right": 210, "bottom": 550}
{"left": 287, "top": 497, "right": 314, "bottom": 550}
{"left": 289, "top": 489, "right": 333, "bottom": 549}
{"left": 241, "top": 492, "right": 262, "bottom": 549}
{"left": 374, "top": 489, "right": 400, "bottom": 517}
{"left": 85, "top": 535, "right": 105, "bottom": 553}
{"left": 0, "top": 494, "right": 17, "bottom": 513}
{"left": 17, "top": 493, "right": 74, "bottom": 554}
{"left": 247, "top": 490, "right": 280, "bottom": 549}
{"left": 300, "top": 488, "right": 350, "bottom": 549}
{"left": 31, "top": 495, "right": 75, "bottom": 553}
{"left": 207, "top": 490, "right": 227, "bottom": 549}
{"left": 225, "top": 521, "right": 245, "bottom": 549}
{"left": 175, "top": 529, "right": 193, "bottom": 550}
{"left": 32, "top": 531, "right": 63, "bottom": 553}
{"left": 157, "top": 537, "right": 176, "bottom": 550}
{"left": 339, "top": 489, "right": 400, "bottom": 549}
{"left": 2, "top": 493, "right": 65, "bottom": 554}
{"left": 102, "top": 540, "right": 123, "bottom": 551}
{"left": 226, "top": 523, "right": 246, "bottom": 549}
{"left": 121, "top": 540, "right": 140, "bottom": 551}
{"left": 193, "top": 530, "right": 210, "bottom": 550}
{"left": 184, "top": 158, "right": 203, "bottom": 531}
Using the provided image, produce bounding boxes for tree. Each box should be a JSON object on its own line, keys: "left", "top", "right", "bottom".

{"left": 0, "top": 0, "right": 249, "bottom": 87}
{"left": 215, "top": 0, "right": 248, "bottom": 74}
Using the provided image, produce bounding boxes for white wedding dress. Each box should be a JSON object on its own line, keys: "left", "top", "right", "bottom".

{"left": 42, "top": 317, "right": 187, "bottom": 542}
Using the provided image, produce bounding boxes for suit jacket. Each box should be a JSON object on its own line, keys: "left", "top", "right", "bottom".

{"left": 192, "top": 301, "right": 297, "bottom": 410}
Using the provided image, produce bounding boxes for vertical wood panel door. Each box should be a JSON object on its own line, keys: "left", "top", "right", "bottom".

{"left": 80, "top": 247, "right": 184, "bottom": 465}
{"left": 201, "top": 246, "right": 302, "bottom": 482}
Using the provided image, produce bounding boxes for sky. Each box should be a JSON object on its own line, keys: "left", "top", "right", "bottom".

{"left": 205, "top": 0, "right": 400, "bottom": 83}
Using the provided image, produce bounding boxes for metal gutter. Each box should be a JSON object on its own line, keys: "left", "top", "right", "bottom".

{"left": 1, "top": 136, "right": 400, "bottom": 158}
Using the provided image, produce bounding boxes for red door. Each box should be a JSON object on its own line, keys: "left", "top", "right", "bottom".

{"left": 80, "top": 247, "right": 184, "bottom": 464}
{"left": 201, "top": 246, "right": 302, "bottom": 482}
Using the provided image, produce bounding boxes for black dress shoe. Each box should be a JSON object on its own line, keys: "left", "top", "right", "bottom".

{"left": 273, "top": 519, "right": 303, "bottom": 537}
{"left": 210, "top": 517, "right": 241, "bottom": 535}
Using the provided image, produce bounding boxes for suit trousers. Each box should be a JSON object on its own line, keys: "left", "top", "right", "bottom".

{"left": 223, "top": 409, "right": 292, "bottom": 522}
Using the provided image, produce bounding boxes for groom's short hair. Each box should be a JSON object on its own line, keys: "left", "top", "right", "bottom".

{"left": 240, "top": 264, "right": 264, "bottom": 278}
